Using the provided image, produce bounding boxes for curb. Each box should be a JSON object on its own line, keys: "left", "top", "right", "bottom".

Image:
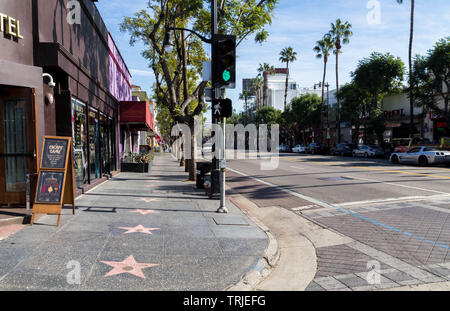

{"left": 224, "top": 192, "right": 281, "bottom": 291}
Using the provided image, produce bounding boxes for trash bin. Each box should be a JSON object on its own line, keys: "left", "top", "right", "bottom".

{"left": 196, "top": 162, "right": 212, "bottom": 189}
{"left": 204, "top": 173, "right": 212, "bottom": 197}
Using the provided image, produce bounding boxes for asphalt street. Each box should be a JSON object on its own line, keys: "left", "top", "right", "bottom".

{"left": 226, "top": 152, "right": 450, "bottom": 290}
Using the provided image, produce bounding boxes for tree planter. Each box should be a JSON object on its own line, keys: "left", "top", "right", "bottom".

{"left": 121, "top": 162, "right": 149, "bottom": 173}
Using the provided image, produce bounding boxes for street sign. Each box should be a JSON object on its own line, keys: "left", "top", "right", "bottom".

{"left": 212, "top": 98, "right": 232, "bottom": 119}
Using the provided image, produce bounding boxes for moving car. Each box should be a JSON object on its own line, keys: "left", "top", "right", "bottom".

{"left": 390, "top": 146, "right": 450, "bottom": 166}
{"left": 331, "top": 143, "right": 355, "bottom": 156}
{"left": 353, "top": 145, "right": 384, "bottom": 158}
{"left": 292, "top": 145, "right": 306, "bottom": 153}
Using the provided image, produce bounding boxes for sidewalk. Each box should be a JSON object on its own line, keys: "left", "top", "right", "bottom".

{"left": 0, "top": 153, "right": 268, "bottom": 291}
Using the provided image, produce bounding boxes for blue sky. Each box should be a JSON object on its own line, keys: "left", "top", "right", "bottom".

{"left": 96, "top": 0, "right": 450, "bottom": 120}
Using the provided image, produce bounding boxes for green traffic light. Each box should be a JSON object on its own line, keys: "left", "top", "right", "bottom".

{"left": 223, "top": 70, "right": 231, "bottom": 82}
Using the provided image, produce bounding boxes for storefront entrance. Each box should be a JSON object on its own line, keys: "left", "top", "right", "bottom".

{"left": 0, "top": 86, "right": 36, "bottom": 205}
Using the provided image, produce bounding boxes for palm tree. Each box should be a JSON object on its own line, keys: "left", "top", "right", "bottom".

{"left": 313, "top": 34, "right": 334, "bottom": 107}
{"left": 313, "top": 34, "right": 333, "bottom": 143}
{"left": 396, "top": 0, "right": 416, "bottom": 137}
{"left": 328, "top": 19, "right": 353, "bottom": 143}
{"left": 251, "top": 76, "right": 264, "bottom": 109}
{"left": 239, "top": 89, "right": 253, "bottom": 124}
{"left": 258, "top": 63, "right": 275, "bottom": 108}
{"left": 279, "top": 47, "right": 298, "bottom": 111}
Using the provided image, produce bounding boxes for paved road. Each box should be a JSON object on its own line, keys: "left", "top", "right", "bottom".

{"left": 226, "top": 153, "right": 450, "bottom": 290}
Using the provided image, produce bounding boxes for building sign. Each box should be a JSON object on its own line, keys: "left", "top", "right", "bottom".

{"left": 0, "top": 13, "right": 24, "bottom": 39}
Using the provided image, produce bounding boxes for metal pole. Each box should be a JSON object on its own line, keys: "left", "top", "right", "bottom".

{"left": 26, "top": 173, "right": 31, "bottom": 215}
{"left": 217, "top": 117, "right": 228, "bottom": 213}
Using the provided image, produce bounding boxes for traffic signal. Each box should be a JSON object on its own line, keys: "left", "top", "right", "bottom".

{"left": 212, "top": 98, "right": 232, "bottom": 119}
{"left": 212, "top": 34, "right": 236, "bottom": 89}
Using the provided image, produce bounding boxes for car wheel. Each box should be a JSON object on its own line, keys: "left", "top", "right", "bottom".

{"left": 391, "top": 155, "right": 399, "bottom": 164}
{"left": 364, "top": 153, "right": 368, "bottom": 158}
{"left": 352, "top": 152, "right": 356, "bottom": 157}
{"left": 419, "top": 156, "right": 428, "bottom": 167}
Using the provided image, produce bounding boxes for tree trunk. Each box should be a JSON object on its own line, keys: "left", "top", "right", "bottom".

{"left": 409, "top": 0, "right": 415, "bottom": 137}
{"left": 189, "top": 120, "right": 196, "bottom": 181}
{"left": 320, "top": 59, "right": 327, "bottom": 143}
{"left": 263, "top": 72, "right": 268, "bottom": 107}
{"left": 336, "top": 52, "right": 341, "bottom": 143}
{"left": 284, "top": 62, "right": 289, "bottom": 112}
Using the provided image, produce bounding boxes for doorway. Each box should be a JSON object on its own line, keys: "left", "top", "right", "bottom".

{"left": 0, "top": 86, "right": 36, "bottom": 205}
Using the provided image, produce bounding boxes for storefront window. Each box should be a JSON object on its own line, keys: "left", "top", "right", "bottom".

{"left": 100, "top": 114, "right": 109, "bottom": 174}
{"left": 3, "top": 99, "right": 28, "bottom": 192}
{"left": 72, "top": 98, "right": 88, "bottom": 188}
{"left": 109, "top": 117, "right": 116, "bottom": 172}
{"left": 89, "top": 108, "right": 100, "bottom": 182}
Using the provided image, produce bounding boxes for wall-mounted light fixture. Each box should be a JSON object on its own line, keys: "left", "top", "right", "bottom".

{"left": 43, "top": 73, "right": 56, "bottom": 88}
{"left": 43, "top": 73, "right": 56, "bottom": 105}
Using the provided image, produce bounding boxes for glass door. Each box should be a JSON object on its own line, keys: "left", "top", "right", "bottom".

{"left": 0, "top": 86, "right": 35, "bottom": 205}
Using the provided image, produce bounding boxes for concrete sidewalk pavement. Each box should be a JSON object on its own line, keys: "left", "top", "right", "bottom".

{"left": 0, "top": 153, "right": 269, "bottom": 291}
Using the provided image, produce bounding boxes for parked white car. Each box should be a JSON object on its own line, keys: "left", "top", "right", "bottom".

{"left": 292, "top": 145, "right": 306, "bottom": 153}
{"left": 390, "top": 146, "right": 450, "bottom": 166}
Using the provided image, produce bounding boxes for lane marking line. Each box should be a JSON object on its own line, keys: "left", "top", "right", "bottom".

{"left": 346, "top": 175, "right": 450, "bottom": 195}
{"left": 336, "top": 195, "right": 450, "bottom": 208}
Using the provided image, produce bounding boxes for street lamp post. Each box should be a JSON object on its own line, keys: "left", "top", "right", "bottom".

{"left": 314, "top": 82, "right": 330, "bottom": 145}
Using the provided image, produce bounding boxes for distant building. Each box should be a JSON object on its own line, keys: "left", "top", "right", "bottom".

{"left": 266, "top": 68, "right": 298, "bottom": 112}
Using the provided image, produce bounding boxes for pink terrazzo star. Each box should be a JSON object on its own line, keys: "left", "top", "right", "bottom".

{"left": 118, "top": 225, "right": 160, "bottom": 235}
{"left": 138, "top": 198, "right": 159, "bottom": 203}
{"left": 130, "top": 209, "right": 160, "bottom": 215}
{"left": 100, "top": 255, "right": 159, "bottom": 279}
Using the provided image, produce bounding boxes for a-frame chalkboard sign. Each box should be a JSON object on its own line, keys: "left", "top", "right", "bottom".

{"left": 31, "top": 136, "right": 75, "bottom": 227}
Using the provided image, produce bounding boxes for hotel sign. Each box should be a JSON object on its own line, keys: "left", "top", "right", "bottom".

{"left": 0, "top": 13, "right": 24, "bottom": 39}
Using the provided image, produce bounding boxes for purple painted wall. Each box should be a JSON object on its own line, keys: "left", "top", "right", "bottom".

{"left": 108, "top": 34, "right": 131, "bottom": 163}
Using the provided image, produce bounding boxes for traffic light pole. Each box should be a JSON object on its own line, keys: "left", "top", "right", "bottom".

{"left": 211, "top": 0, "right": 227, "bottom": 213}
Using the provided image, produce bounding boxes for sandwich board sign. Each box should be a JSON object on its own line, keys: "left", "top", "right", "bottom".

{"left": 31, "top": 136, "right": 75, "bottom": 227}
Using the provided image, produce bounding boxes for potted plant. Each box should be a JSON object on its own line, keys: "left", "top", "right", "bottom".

{"left": 120, "top": 151, "right": 154, "bottom": 173}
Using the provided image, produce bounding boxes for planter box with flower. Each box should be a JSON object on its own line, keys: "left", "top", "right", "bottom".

{"left": 121, "top": 151, "right": 154, "bottom": 173}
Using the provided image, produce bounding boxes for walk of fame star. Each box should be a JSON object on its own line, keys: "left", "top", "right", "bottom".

{"left": 118, "top": 225, "right": 160, "bottom": 234}
{"left": 130, "top": 209, "right": 160, "bottom": 215}
{"left": 100, "top": 255, "right": 159, "bottom": 279}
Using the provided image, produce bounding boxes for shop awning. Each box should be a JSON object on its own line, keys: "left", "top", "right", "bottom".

{"left": 120, "top": 101, "right": 154, "bottom": 132}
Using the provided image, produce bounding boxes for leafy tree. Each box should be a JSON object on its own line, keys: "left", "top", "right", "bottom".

{"left": 279, "top": 47, "right": 298, "bottom": 111}
{"left": 121, "top": 0, "right": 278, "bottom": 180}
{"left": 412, "top": 38, "right": 450, "bottom": 134}
{"left": 328, "top": 19, "right": 353, "bottom": 143}
{"left": 352, "top": 52, "right": 406, "bottom": 143}
{"left": 284, "top": 94, "right": 322, "bottom": 143}
{"left": 255, "top": 106, "right": 282, "bottom": 125}
{"left": 338, "top": 83, "right": 370, "bottom": 144}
